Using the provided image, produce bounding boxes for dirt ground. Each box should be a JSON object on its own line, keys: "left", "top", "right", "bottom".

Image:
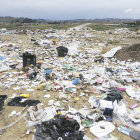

{"left": 115, "top": 43, "right": 140, "bottom": 61}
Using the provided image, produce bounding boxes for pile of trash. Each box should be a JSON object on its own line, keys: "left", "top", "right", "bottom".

{"left": 0, "top": 24, "right": 140, "bottom": 140}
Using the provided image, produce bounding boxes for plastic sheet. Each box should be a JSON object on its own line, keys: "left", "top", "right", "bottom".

{"left": 34, "top": 115, "right": 84, "bottom": 140}
{"left": 8, "top": 97, "right": 40, "bottom": 107}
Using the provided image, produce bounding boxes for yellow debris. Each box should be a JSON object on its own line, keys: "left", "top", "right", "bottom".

{"left": 20, "top": 94, "right": 29, "bottom": 98}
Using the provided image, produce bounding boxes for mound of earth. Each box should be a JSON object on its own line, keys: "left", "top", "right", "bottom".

{"left": 115, "top": 44, "right": 140, "bottom": 61}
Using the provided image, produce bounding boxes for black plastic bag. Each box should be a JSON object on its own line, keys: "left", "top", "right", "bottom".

{"left": 8, "top": 97, "right": 40, "bottom": 107}
{"left": 34, "top": 115, "right": 84, "bottom": 140}
{"left": 105, "top": 87, "right": 123, "bottom": 102}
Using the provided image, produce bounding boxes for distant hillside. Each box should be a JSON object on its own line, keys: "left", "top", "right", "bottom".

{"left": 0, "top": 16, "right": 140, "bottom": 24}
{"left": 0, "top": 17, "right": 47, "bottom": 23}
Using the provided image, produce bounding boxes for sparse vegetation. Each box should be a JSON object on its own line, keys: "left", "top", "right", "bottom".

{"left": 88, "top": 23, "right": 140, "bottom": 31}
{"left": 107, "top": 40, "right": 120, "bottom": 45}
{"left": 0, "top": 23, "right": 81, "bottom": 30}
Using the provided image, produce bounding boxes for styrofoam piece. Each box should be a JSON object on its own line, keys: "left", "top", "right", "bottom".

{"left": 90, "top": 121, "right": 115, "bottom": 137}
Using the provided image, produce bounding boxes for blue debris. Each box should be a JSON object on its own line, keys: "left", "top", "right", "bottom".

{"left": 72, "top": 78, "right": 80, "bottom": 85}
{"left": 44, "top": 69, "right": 52, "bottom": 75}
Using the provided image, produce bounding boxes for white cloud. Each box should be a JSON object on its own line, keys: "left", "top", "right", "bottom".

{"left": 124, "top": 8, "right": 133, "bottom": 13}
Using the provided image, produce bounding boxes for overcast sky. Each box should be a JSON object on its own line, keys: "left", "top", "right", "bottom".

{"left": 0, "top": 0, "right": 140, "bottom": 20}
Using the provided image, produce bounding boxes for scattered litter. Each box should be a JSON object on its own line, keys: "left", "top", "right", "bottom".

{"left": 0, "top": 23, "right": 140, "bottom": 140}
{"left": 44, "top": 94, "right": 50, "bottom": 98}
{"left": 9, "top": 110, "right": 16, "bottom": 117}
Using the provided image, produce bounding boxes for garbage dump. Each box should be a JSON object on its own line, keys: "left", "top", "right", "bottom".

{"left": 0, "top": 23, "right": 140, "bottom": 140}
